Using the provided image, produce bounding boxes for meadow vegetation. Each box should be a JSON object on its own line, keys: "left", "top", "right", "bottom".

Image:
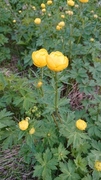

{"left": 0, "top": 0, "right": 101, "bottom": 179}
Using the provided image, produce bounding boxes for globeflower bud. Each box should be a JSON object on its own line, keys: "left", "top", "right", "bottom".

{"left": 42, "top": 8, "right": 46, "bottom": 12}
{"left": 56, "top": 25, "right": 62, "bottom": 30}
{"left": 37, "top": 81, "right": 43, "bottom": 88}
{"left": 32, "top": 6, "right": 36, "bottom": 10}
{"left": 47, "top": 0, "right": 53, "bottom": 5}
{"left": 19, "top": 119, "right": 29, "bottom": 131}
{"left": 58, "top": 21, "right": 65, "bottom": 27}
{"left": 13, "top": 19, "right": 16, "bottom": 23}
{"left": 66, "top": 10, "right": 73, "bottom": 15}
{"left": 61, "top": 14, "right": 65, "bottom": 18}
{"left": 67, "top": 0, "right": 75, "bottom": 6}
{"left": 95, "top": 161, "right": 101, "bottom": 171}
{"left": 76, "top": 119, "right": 87, "bottom": 130}
{"left": 75, "top": 4, "right": 79, "bottom": 8}
{"left": 90, "top": 38, "right": 94, "bottom": 42}
{"left": 32, "top": 48, "right": 48, "bottom": 67}
{"left": 46, "top": 51, "right": 69, "bottom": 72}
{"left": 29, "top": 127, "right": 35, "bottom": 134}
{"left": 41, "top": 3, "right": 46, "bottom": 8}
{"left": 93, "top": 14, "right": 98, "bottom": 18}
{"left": 34, "top": 18, "right": 41, "bottom": 25}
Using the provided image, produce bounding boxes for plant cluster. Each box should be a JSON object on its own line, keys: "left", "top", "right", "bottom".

{"left": 0, "top": 0, "right": 101, "bottom": 179}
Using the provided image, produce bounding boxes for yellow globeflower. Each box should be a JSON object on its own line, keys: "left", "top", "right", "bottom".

{"left": 95, "top": 161, "right": 101, "bottom": 171}
{"left": 46, "top": 51, "right": 69, "bottom": 72}
{"left": 13, "top": 19, "right": 16, "bottom": 23}
{"left": 79, "top": 0, "right": 89, "bottom": 3}
{"left": 90, "top": 38, "right": 94, "bottom": 42}
{"left": 67, "top": 0, "right": 75, "bottom": 6}
{"left": 19, "top": 119, "right": 29, "bottom": 131}
{"left": 41, "top": 3, "right": 46, "bottom": 8}
{"left": 42, "top": 8, "right": 46, "bottom": 12}
{"left": 29, "top": 127, "right": 35, "bottom": 135}
{"left": 32, "top": 48, "right": 48, "bottom": 68}
{"left": 58, "top": 21, "right": 65, "bottom": 28}
{"left": 61, "top": 14, "right": 65, "bottom": 18}
{"left": 37, "top": 81, "right": 43, "bottom": 88}
{"left": 34, "top": 18, "right": 41, "bottom": 25}
{"left": 56, "top": 25, "right": 61, "bottom": 30}
{"left": 32, "top": 6, "right": 36, "bottom": 10}
{"left": 93, "top": 14, "right": 98, "bottom": 18}
{"left": 66, "top": 10, "right": 73, "bottom": 15}
{"left": 76, "top": 119, "right": 87, "bottom": 130}
{"left": 47, "top": 0, "right": 53, "bottom": 5}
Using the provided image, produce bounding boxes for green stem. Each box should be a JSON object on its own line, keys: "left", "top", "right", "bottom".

{"left": 54, "top": 72, "right": 58, "bottom": 115}
{"left": 41, "top": 67, "right": 43, "bottom": 80}
{"left": 52, "top": 114, "right": 59, "bottom": 129}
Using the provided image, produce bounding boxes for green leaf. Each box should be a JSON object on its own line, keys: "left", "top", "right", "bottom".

{"left": 55, "top": 160, "right": 80, "bottom": 180}
{"left": 34, "top": 148, "right": 58, "bottom": 180}
{"left": 74, "top": 154, "right": 87, "bottom": 172}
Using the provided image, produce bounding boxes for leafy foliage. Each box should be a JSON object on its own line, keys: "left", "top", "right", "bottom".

{"left": 0, "top": 0, "right": 101, "bottom": 179}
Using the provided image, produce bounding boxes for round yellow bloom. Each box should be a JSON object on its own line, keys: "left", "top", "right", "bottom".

{"left": 13, "top": 19, "right": 16, "bottom": 23}
{"left": 32, "top": 6, "right": 36, "bottom": 10}
{"left": 42, "top": 8, "right": 46, "bottom": 12}
{"left": 58, "top": 21, "right": 65, "bottom": 27}
{"left": 93, "top": 14, "right": 98, "bottom": 18}
{"left": 29, "top": 127, "right": 35, "bottom": 135}
{"left": 47, "top": 0, "right": 53, "bottom": 5}
{"left": 79, "top": 0, "right": 89, "bottom": 3}
{"left": 95, "top": 161, "right": 101, "bottom": 171}
{"left": 67, "top": 0, "right": 75, "bottom": 6}
{"left": 46, "top": 51, "right": 69, "bottom": 72}
{"left": 90, "top": 38, "right": 94, "bottom": 42}
{"left": 66, "top": 10, "right": 73, "bottom": 15}
{"left": 37, "top": 81, "right": 43, "bottom": 88}
{"left": 19, "top": 120, "right": 29, "bottom": 131}
{"left": 56, "top": 25, "right": 61, "bottom": 30}
{"left": 61, "top": 14, "right": 65, "bottom": 18}
{"left": 32, "top": 48, "right": 48, "bottom": 68}
{"left": 41, "top": 3, "right": 46, "bottom": 8}
{"left": 76, "top": 119, "right": 87, "bottom": 130}
{"left": 34, "top": 18, "right": 41, "bottom": 25}
{"left": 19, "top": 10, "right": 22, "bottom": 13}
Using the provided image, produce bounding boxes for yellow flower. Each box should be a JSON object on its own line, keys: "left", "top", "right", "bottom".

{"left": 90, "top": 38, "right": 94, "bottom": 42}
{"left": 93, "top": 14, "right": 98, "bottom": 18}
{"left": 56, "top": 25, "right": 62, "bottom": 30}
{"left": 76, "top": 119, "right": 87, "bottom": 130}
{"left": 29, "top": 127, "right": 35, "bottom": 135}
{"left": 42, "top": 8, "right": 46, "bottom": 12}
{"left": 34, "top": 18, "right": 41, "bottom": 25}
{"left": 66, "top": 10, "right": 73, "bottom": 15}
{"left": 13, "top": 19, "right": 16, "bottom": 23}
{"left": 95, "top": 161, "right": 101, "bottom": 171}
{"left": 37, "top": 81, "right": 43, "bottom": 88}
{"left": 46, "top": 51, "right": 69, "bottom": 72}
{"left": 19, "top": 10, "right": 22, "bottom": 13}
{"left": 32, "top": 6, "right": 36, "bottom": 10}
{"left": 41, "top": 3, "right": 46, "bottom": 8}
{"left": 75, "top": 4, "right": 79, "bottom": 8}
{"left": 47, "top": 0, "right": 53, "bottom": 5}
{"left": 58, "top": 21, "right": 65, "bottom": 27}
{"left": 67, "top": 0, "right": 75, "bottom": 6}
{"left": 32, "top": 48, "right": 48, "bottom": 68}
{"left": 19, "top": 119, "right": 29, "bottom": 131}
{"left": 79, "top": 0, "right": 89, "bottom": 3}
{"left": 25, "top": 117, "right": 30, "bottom": 121}
{"left": 61, "top": 14, "right": 65, "bottom": 18}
